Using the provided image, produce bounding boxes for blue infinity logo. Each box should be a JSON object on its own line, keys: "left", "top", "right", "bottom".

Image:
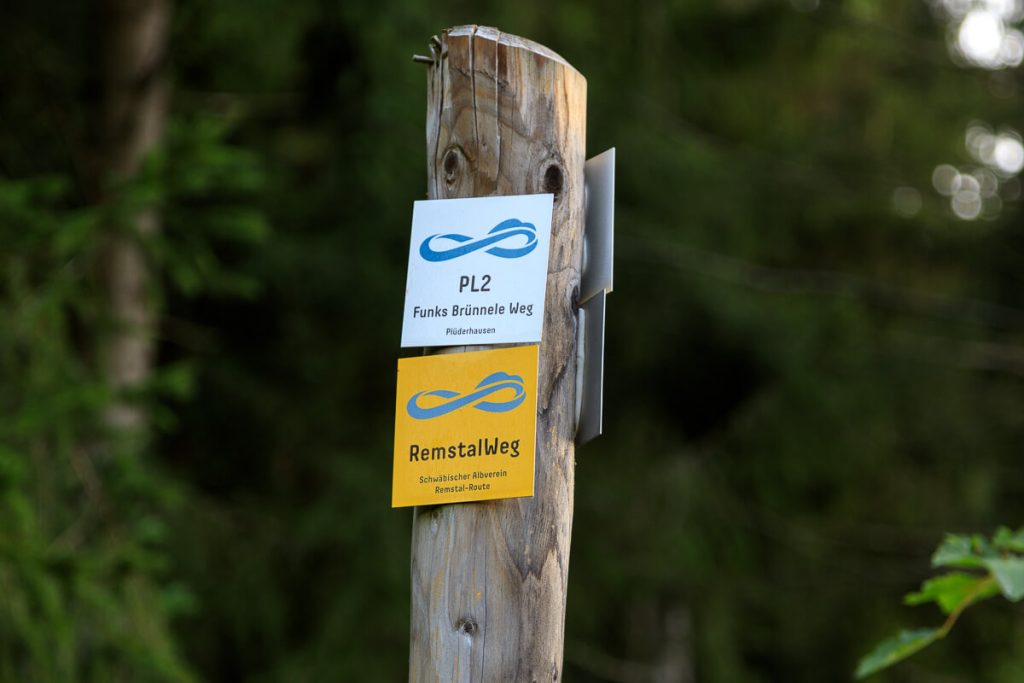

{"left": 419, "top": 218, "right": 537, "bottom": 262}
{"left": 407, "top": 371, "right": 526, "bottom": 419}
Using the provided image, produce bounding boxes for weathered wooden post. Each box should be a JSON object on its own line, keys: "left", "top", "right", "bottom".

{"left": 409, "top": 26, "right": 587, "bottom": 682}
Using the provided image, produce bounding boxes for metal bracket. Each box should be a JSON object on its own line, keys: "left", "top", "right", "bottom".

{"left": 576, "top": 148, "right": 614, "bottom": 446}
{"left": 575, "top": 290, "right": 606, "bottom": 445}
{"left": 580, "top": 148, "right": 615, "bottom": 304}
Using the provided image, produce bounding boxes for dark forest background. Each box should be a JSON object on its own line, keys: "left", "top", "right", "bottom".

{"left": 2, "top": 0, "right": 1023, "bottom": 681}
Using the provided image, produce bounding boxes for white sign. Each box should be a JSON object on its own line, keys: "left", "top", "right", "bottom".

{"left": 400, "top": 194, "right": 554, "bottom": 348}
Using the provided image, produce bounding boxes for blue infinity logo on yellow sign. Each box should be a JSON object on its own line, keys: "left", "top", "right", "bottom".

{"left": 419, "top": 218, "right": 537, "bottom": 262}
{"left": 407, "top": 372, "right": 526, "bottom": 419}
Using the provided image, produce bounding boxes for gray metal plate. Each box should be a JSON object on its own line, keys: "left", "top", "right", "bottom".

{"left": 576, "top": 289, "right": 606, "bottom": 445}
{"left": 580, "top": 148, "right": 615, "bottom": 304}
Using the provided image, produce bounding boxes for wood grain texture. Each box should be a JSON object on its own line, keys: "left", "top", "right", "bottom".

{"left": 410, "top": 26, "right": 587, "bottom": 683}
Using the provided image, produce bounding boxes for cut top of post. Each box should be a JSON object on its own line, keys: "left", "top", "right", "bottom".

{"left": 446, "top": 25, "right": 582, "bottom": 77}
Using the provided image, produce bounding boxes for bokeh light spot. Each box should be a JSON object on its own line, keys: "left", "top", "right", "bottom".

{"left": 958, "top": 9, "right": 1005, "bottom": 67}
{"left": 993, "top": 134, "right": 1024, "bottom": 174}
{"left": 932, "top": 164, "right": 962, "bottom": 196}
{"left": 891, "top": 187, "right": 923, "bottom": 217}
{"left": 952, "top": 189, "right": 983, "bottom": 219}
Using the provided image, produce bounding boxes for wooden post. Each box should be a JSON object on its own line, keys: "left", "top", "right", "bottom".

{"left": 409, "top": 26, "right": 587, "bottom": 682}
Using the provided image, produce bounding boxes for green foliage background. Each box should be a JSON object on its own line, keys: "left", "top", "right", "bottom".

{"left": 2, "top": 0, "right": 1023, "bottom": 681}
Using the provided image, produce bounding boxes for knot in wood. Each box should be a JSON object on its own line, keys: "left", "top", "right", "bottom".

{"left": 441, "top": 146, "right": 465, "bottom": 190}
{"left": 542, "top": 163, "right": 563, "bottom": 199}
{"left": 455, "top": 617, "right": 479, "bottom": 636}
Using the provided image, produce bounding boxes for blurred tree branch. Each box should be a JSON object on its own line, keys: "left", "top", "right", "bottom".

{"left": 92, "top": 0, "right": 172, "bottom": 434}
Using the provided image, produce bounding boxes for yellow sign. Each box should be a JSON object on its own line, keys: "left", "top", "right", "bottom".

{"left": 392, "top": 345, "right": 538, "bottom": 507}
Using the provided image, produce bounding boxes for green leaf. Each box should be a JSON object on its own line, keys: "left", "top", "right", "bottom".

{"left": 982, "top": 558, "right": 1024, "bottom": 602}
{"left": 993, "top": 527, "right": 1024, "bottom": 553}
{"left": 855, "top": 628, "right": 943, "bottom": 679}
{"left": 932, "top": 534, "right": 988, "bottom": 569}
{"left": 904, "top": 572, "right": 997, "bottom": 614}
